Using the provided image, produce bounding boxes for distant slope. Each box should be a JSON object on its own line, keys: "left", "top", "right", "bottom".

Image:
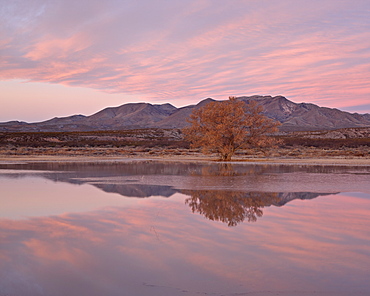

{"left": 85, "top": 103, "right": 177, "bottom": 129}
{"left": 1, "top": 96, "right": 370, "bottom": 132}
{"left": 238, "top": 95, "right": 370, "bottom": 131}
{"left": 156, "top": 98, "right": 216, "bottom": 128}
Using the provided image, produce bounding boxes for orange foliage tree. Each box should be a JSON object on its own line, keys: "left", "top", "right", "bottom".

{"left": 182, "top": 97, "right": 280, "bottom": 161}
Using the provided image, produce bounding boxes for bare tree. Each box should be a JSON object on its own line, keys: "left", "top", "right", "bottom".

{"left": 183, "top": 97, "right": 280, "bottom": 161}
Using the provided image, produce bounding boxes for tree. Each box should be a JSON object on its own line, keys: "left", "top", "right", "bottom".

{"left": 182, "top": 97, "right": 280, "bottom": 161}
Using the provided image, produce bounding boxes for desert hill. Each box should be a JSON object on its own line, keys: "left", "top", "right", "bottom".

{"left": 1, "top": 95, "right": 370, "bottom": 132}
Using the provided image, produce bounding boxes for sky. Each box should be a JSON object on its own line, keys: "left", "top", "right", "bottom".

{"left": 1, "top": 0, "right": 370, "bottom": 122}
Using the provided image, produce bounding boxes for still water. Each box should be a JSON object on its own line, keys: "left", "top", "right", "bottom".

{"left": 1, "top": 161, "right": 370, "bottom": 296}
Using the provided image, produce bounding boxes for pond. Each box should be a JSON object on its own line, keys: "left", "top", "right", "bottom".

{"left": 1, "top": 161, "right": 370, "bottom": 296}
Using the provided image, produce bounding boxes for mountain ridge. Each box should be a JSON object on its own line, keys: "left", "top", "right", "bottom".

{"left": 1, "top": 95, "right": 370, "bottom": 132}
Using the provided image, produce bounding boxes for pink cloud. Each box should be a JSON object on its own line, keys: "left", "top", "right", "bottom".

{"left": 1, "top": 0, "right": 370, "bottom": 121}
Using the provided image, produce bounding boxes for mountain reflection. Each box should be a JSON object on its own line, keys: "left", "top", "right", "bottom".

{"left": 183, "top": 190, "right": 280, "bottom": 226}
{"left": 93, "top": 183, "right": 177, "bottom": 198}
{"left": 182, "top": 190, "right": 336, "bottom": 226}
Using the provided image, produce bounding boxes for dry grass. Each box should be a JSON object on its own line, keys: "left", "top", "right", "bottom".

{"left": 0, "top": 129, "right": 186, "bottom": 148}
{"left": 1, "top": 128, "right": 369, "bottom": 160}
{"left": 0, "top": 145, "right": 369, "bottom": 161}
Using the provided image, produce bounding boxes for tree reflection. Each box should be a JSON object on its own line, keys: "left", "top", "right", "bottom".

{"left": 183, "top": 190, "right": 279, "bottom": 226}
{"left": 193, "top": 162, "right": 266, "bottom": 177}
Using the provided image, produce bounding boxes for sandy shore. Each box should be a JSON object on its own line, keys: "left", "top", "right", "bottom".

{"left": 1, "top": 144, "right": 369, "bottom": 166}
{"left": 1, "top": 153, "right": 370, "bottom": 166}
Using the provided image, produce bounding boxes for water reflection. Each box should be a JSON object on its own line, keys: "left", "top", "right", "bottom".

{"left": 2, "top": 161, "right": 369, "bottom": 196}
{"left": 1, "top": 193, "right": 370, "bottom": 295}
{"left": 0, "top": 169, "right": 334, "bottom": 222}
{"left": 0, "top": 167, "right": 336, "bottom": 223}
{"left": 2, "top": 161, "right": 365, "bottom": 223}
{"left": 184, "top": 190, "right": 278, "bottom": 226}
{"left": 1, "top": 161, "right": 370, "bottom": 295}
{"left": 2, "top": 160, "right": 370, "bottom": 178}
{"left": 94, "top": 183, "right": 177, "bottom": 198}
{"left": 191, "top": 162, "right": 259, "bottom": 176}
{"left": 183, "top": 190, "right": 333, "bottom": 226}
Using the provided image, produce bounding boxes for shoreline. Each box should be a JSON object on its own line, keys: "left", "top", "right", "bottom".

{"left": 1, "top": 153, "right": 370, "bottom": 166}
{"left": 1, "top": 144, "right": 369, "bottom": 166}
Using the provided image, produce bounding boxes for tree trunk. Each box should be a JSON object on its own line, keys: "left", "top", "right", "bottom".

{"left": 220, "top": 152, "right": 233, "bottom": 161}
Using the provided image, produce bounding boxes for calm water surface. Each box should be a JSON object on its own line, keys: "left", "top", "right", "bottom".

{"left": 1, "top": 161, "right": 370, "bottom": 296}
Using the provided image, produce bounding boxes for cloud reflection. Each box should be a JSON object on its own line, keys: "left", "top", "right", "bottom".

{"left": 1, "top": 193, "right": 370, "bottom": 295}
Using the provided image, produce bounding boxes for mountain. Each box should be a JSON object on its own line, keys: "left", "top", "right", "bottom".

{"left": 1, "top": 95, "right": 370, "bottom": 132}
{"left": 238, "top": 95, "right": 370, "bottom": 131}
